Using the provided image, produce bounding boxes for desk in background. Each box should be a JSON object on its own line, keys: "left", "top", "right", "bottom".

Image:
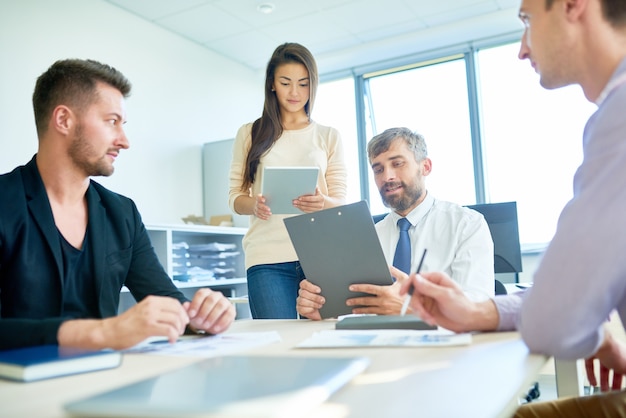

{"left": 0, "top": 320, "right": 547, "bottom": 418}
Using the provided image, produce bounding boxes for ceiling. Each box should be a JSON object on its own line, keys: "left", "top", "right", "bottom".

{"left": 104, "top": 0, "right": 522, "bottom": 75}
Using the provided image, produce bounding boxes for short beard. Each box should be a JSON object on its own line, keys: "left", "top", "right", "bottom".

{"left": 68, "top": 124, "right": 114, "bottom": 177}
{"left": 379, "top": 180, "right": 422, "bottom": 213}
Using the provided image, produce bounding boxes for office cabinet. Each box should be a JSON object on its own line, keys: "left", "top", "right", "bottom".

{"left": 119, "top": 223, "right": 250, "bottom": 319}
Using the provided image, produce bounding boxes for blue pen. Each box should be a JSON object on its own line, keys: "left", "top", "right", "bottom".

{"left": 400, "top": 248, "right": 427, "bottom": 316}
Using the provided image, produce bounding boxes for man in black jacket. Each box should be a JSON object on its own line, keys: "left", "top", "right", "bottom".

{"left": 0, "top": 59, "right": 235, "bottom": 350}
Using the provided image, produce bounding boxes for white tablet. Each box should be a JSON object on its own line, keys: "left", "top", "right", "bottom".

{"left": 261, "top": 166, "right": 319, "bottom": 214}
{"left": 65, "top": 355, "right": 370, "bottom": 417}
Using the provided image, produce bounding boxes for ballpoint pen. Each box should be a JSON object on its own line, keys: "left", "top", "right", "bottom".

{"left": 400, "top": 248, "right": 427, "bottom": 316}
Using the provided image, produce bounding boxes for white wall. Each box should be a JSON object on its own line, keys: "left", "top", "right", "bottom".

{"left": 0, "top": 0, "right": 263, "bottom": 224}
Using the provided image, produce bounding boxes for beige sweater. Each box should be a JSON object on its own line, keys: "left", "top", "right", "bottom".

{"left": 229, "top": 121, "right": 347, "bottom": 269}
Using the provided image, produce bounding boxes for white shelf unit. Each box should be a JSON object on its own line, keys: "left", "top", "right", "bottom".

{"left": 147, "top": 223, "right": 247, "bottom": 282}
{"left": 119, "top": 224, "right": 250, "bottom": 318}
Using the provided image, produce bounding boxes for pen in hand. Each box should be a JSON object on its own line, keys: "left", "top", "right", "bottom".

{"left": 400, "top": 248, "right": 427, "bottom": 316}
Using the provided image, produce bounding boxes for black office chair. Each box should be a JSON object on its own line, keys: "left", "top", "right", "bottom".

{"left": 372, "top": 213, "right": 388, "bottom": 224}
{"left": 495, "top": 279, "right": 507, "bottom": 295}
{"left": 465, "top": 201, "right": 523, "bottom": 278}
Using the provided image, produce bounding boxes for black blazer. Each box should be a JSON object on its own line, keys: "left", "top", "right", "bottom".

{"left": 0, "top": 156, "right": 186, "bottom": 349}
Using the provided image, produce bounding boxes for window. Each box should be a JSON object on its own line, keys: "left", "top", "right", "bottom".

{"left": 364, "top": 57, "right": 476, "bottom": 215}
{"left": 477, "top": 42, "right": 596, "bottom": 244}
{"left": 318, "top": 40, "right": 597, "bottom": 246}
{"left": 315, "top": 78, "right": 361, "bottom": 205}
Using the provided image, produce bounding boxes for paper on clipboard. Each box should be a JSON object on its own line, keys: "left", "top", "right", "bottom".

{"left": 261, "top": 166, "right": 319, "bottom": 214}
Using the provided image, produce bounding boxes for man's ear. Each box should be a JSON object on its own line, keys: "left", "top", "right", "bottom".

{"left": 564, "top": 0, "right": 588, "bottom": 22}
{"left": 421, "top": 158, "right": 433, "bottom": 176}
{"left": 50, "top": 105, "right": 74, "bottom": 136}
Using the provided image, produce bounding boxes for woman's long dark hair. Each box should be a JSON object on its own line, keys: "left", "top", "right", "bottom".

{"left": 241, "top": 42, "right": 318, "bottom": 191}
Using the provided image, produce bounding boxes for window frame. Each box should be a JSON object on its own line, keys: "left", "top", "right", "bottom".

{"left": 319, "top": 29, "right": 592, "bottom": 246}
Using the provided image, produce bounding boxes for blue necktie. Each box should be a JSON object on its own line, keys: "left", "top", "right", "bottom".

{"left": 393, "top": 218, "right": 412, "bottom": 274}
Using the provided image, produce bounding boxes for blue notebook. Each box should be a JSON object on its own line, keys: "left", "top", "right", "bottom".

{"left": 0, "top": 345, "right": 122, "bottom": 382}
{"left": 65, "top": 355, "right": 369, "bottom": 417}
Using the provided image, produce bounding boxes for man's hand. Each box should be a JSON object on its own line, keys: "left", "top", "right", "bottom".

{"left": 58, "top": 292, "right": 235, "bottom": 350}
{"left": 184, "top": 288, "right": 236, "bottom": 335}
{"left": 347, "top": 266, "right": 408, "bottom": 315}
{"left": 58, "top": 295, "right": 190, "bottom": 350}
{"left": 297, "top": 267, "right": 409, "bottom": 318}
{"left": 399, "top": 271, "right": 499, "bottom": 332}
{"left": 585, "top": 326, "right": 626, "bottom": 392}
{"left": 347, "top": 282, "right": 403, "bottom": 315}
{"left": 296, "top": 279, "right": 324, "bottom": 320}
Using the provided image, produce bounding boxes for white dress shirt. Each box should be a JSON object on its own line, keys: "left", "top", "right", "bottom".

{"left": 375, "top": 192, "right": 495, "bottom": 301}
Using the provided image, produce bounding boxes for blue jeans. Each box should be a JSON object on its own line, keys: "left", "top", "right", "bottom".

{"left": 246, "top": 262, "right": 305, "bottom": 319}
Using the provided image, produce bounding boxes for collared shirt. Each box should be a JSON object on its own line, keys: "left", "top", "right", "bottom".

{"left": 375, "top": 192, "right": 494, "bottom": 301}
{"left": 495, "top": 57, "right": 626, "bottom": 360}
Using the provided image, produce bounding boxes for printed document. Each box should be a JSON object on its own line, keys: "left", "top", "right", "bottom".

{"left": 125, "top": 331, "right": 281, "bottom": 357}
{"left": 297, "top": 329, "right": 471, "bottom": 348}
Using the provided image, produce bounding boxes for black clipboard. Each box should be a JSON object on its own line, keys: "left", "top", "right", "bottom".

{"left": 284, "top": 201, "right": 393, "bottom": 318}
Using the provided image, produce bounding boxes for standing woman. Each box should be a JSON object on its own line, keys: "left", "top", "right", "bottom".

{"left": 229, "top": 43, "right": 347, "bottom": 319}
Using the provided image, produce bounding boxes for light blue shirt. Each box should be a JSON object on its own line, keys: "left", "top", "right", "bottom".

{"left": 496, "top": 57, "right": 626, "bottom": 360}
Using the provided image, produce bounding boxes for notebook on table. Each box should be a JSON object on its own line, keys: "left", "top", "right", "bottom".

{"left": 261, "top": 166, "right": 319, "bottom": 214}
{"left": 284, "top": 200, "right": 394, "bottom": 319}
{"left": 64, "top": 355, "right": 369, "bottom": 417}
{"left": 0, "top": 345, "right": 122, "bottom": 382}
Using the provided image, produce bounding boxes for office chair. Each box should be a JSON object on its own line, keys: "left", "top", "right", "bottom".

{"left": 495, "top": 279, "right": 508, "bottom": 295}
{"left": 372, "top": 213, "right": 388, "bottom": 224}
{"left": 465, "top": 201, "right": 523, "bottom": 279}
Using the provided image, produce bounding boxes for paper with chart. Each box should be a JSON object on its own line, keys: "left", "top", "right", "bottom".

{"left": 297, "top": 329, "right": 471, "bottom": 348}
{"left": 125, "top": 332, "right": 281, "bottom": 357}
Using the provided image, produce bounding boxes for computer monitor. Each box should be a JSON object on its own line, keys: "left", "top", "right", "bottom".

{"left": 465, "top": 201, "right": 523, "bottom": 274}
